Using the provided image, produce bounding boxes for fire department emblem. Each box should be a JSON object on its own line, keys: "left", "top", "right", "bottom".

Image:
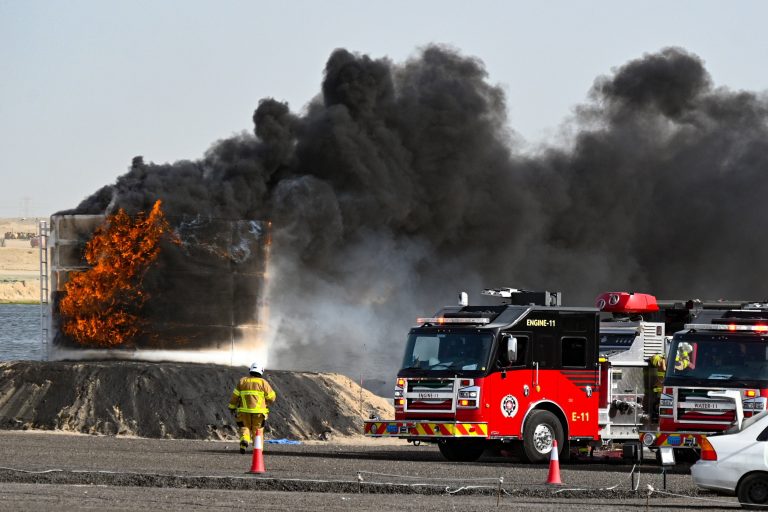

{"left": 500, "top": 395, "right": 518, "bottom": 418}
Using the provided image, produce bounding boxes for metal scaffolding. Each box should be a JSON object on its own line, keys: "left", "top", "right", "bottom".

{"left": 38, "top": 219, "right": 49, "bottom": 361}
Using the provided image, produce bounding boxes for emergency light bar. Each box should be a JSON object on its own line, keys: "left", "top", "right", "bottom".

{"left": 596, "top": 292, "right": 660, "bottom": 314}
{"left": 685, "top": 323, "right": 768, "bottom": 332}
{"left": 416, "top": 317, "right": 491, "bottom": 325}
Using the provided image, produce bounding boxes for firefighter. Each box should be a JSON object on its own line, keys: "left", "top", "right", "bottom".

{"left": 228, "top": 362, "right": 277, "bottom": 454}
{"left": 650, "top": 353, "right": 667, "bottom": 421}
{"left": 674, "top": 342, "right": 693, "bottom": 371}
{"left": 651, "top": 353, "right": 666, "bottom": 392}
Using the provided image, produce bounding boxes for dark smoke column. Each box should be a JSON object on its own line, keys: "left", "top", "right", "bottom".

{"left": 61, "top": 45, "right": 768, "bottom": 389}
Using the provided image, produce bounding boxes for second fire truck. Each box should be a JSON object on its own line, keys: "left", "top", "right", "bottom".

{"left": 364, "top": 288, "right": 768, "bottom": 463}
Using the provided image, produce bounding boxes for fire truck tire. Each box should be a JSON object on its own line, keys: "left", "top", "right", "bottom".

{"left": 437, "top": 440, "right": 485, "bottom": 462}
{"left": 738, "top": 472, "right": 768, "bottom": 510}
{"left": 521, "top": 410, "right": 564, "bottom": 463}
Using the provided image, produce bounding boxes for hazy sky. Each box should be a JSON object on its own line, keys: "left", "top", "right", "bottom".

{"left": 2, "top": 0, "right": 767, "bottom": 217}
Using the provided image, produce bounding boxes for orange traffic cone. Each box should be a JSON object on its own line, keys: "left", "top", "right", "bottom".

{"left": 249, "top": 429, "right": 265, "bottom": 474}
{"left": 545, "top": 440, "right": 563, "bottom": 485}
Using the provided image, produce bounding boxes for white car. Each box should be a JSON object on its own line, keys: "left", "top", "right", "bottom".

{"left": 691, "top": 410, "right": 768, "bottom": 509}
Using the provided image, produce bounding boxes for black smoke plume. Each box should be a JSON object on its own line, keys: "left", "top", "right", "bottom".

{"left": 67, "top": 45, "right": 768, "bottom": 383}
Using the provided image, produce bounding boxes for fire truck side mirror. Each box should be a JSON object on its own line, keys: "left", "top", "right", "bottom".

{"left": 503, "top": 334, "right": 518, "bottom": 364}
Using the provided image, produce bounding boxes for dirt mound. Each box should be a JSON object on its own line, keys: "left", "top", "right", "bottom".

{"left": 0, "top": 361, "right": 392, "bottom": 440}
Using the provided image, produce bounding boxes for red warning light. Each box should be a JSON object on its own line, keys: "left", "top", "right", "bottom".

{"left": 595, "top": 292, "right": 660, "bottom": 314}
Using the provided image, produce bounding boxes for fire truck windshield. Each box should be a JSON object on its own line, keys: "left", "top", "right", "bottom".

{"left": 667, "top": 337, "right": 768, "bottom": 386}
{"left": 401, "top": 330, "right": 494, "bottom": 374}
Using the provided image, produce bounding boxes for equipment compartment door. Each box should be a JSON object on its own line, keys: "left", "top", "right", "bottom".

{"left": 560, "top": 335, "right": 599, "bottom": 438}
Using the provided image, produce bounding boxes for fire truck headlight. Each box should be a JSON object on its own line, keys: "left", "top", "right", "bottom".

{"left": 642, "top": 433, "right": 656, "bottom": 447}
{"left": 394, "top": 390, "right": 403, "bottom": 398}
{"left": 660, "top": 399, "right": 673, "bottom": 407}
{"left": 458, "top": 391, "right": 478, "bottom": 398}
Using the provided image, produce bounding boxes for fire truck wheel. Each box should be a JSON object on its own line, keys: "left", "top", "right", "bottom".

{"left": 738, "top": 473, "right": 768, "bottom": 510}
{"left": 437, "top": 440, "right": 485, "bottom": 462}
{"left": 521, "top": 410, "right": 564, "bottom": 463}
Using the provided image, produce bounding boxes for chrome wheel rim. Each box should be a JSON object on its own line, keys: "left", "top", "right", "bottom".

{"left": 533, "top": 424, "right": 553, "bottom": 454}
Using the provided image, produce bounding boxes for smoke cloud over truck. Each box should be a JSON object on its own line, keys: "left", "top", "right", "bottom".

{"left": 58, "top": 45, "right": 768, "bottom": 382}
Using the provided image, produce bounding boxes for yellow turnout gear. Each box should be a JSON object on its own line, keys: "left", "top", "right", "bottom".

{"left": 650, "top": 354, "right": 666, "bottom": 393}
{"left": 237, "top": 412, "right": 266, "bottom": 444}
{"left": 229, "top": 376, "right": 276, "bottom": 414}
{"left": 675, "top": 353, "right": 690, "bottom": 370}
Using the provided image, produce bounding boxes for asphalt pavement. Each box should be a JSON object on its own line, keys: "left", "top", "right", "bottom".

{"left": 0, "top": 431, "right": 742, "bottom": 511}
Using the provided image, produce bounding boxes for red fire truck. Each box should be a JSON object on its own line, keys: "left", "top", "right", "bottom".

{"left": 640, "top": 299, "right": 768, "bottom": 456}
{"left": 364, "top": 288, "right": 768, "bottom": 463}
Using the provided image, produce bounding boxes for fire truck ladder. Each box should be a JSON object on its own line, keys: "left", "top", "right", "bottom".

{"left": 38, "top": 220, "right": 49, "bottom": 361}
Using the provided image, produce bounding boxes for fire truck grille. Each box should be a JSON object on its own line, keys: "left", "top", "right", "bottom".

{"left": 405, "top": 379, "right": 455, "bottom": 412}
{"left": 676, "top": 387, "right": 736, "bottom": 423}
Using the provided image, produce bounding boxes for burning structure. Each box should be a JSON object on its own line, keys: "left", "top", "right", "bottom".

{"left": 45, "top": 202, "right": 270, "bottom": 364}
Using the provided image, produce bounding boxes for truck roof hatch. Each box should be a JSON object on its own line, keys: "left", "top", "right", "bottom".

{"left": 481, "top": 288, "right": 561, "bottom": 306}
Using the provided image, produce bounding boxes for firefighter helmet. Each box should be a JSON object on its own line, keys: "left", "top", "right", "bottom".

{"left": 249, "top": 362, "right": 265, "bottom": 375}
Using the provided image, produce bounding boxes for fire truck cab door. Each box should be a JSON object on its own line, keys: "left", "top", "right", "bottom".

{"left": 488, "top": 332, "right": 532, "bottom": 437}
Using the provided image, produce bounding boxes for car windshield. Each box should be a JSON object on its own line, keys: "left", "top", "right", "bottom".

{"left": 667, "top": 337, "right": 768, "bottom": 384}
{"left": 401, "top": 331, "right": 494, "bottom": 373}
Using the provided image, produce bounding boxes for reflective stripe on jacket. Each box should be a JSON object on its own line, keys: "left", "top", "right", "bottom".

{"left": 228, "top": 376, "right": 276, "bottom": 414}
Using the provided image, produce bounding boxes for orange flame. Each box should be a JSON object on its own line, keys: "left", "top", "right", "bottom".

{"left": 59, "top": 200, "right": 174, "bottom": 347}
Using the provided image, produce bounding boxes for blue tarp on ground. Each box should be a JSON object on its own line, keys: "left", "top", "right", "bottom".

{"left": 265, "top": 439, "right": 302, "bottom": 445}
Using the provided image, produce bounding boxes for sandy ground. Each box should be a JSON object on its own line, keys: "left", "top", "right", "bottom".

{"left": 0, "top": 218, "right": 40, "bottom": 303}
{"left": 0, "top": 430, "right": 740, "bottom": 511}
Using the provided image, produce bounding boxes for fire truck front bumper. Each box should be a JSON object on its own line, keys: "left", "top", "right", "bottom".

{"left": 640, "top": 431, "right": 707, "bottom": 449}
{"left": 364, "top": 420, "right": 488, "bottom": 439}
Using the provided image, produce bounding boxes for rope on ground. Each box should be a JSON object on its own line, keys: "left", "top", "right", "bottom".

{"left": 629, "top": 463, "right": 641, "bottom": 491}
{"left": 356, "top": 468, "right": 628, "bottom": 494}
{"left": 0, "top": 467, "right": 63, "bottom": 474}
{"left": 445, "top": 485, "right": 507, "bottom": 495}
